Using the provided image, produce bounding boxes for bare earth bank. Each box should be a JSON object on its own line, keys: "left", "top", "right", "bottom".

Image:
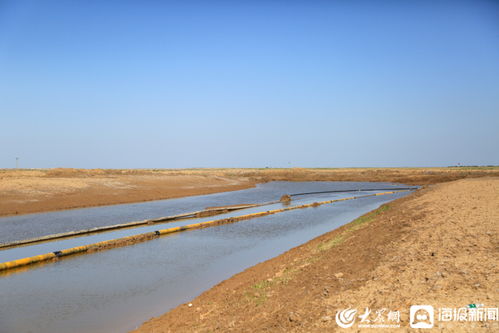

{"left": 0, "top": 169, "right": 254, "bottom": 216}
{"left": 1, "top": 167, "right": 498, "bottom": 217}
{"left": 134, "top": 177, "right": 499, "bottom": 332}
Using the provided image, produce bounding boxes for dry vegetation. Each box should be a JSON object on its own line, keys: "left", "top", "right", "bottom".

{"left": 1, "top": 167, "right": 498, "bottom": 217}
{"left": 1, "top": 168, "right": 497, "bottom": 331}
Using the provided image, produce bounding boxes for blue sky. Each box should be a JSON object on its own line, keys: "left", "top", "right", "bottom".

{"left": 1, "top": 0, "right": 498, "bottom": 168}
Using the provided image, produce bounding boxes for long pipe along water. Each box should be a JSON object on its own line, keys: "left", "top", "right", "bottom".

{"left": 0, "top": 182, "right": 417, "bottom": 333}
{"left": 0, "top": 188, "right": 415, "bottom": 273}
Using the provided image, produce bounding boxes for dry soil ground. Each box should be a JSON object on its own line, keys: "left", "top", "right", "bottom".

{"left": 1, "top": 168, "right": 498, "bottom": 331}
{"left": 134, "top": 177, "right": 499, "bottom": 332}
{"left": 1, "top": 167, "right": 498, "bottom": 216}
{"left": 0, "top": 169, "right": 253, "bottom": 216}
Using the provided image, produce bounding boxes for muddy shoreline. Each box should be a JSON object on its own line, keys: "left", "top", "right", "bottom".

{"left": 1, "top": 167, "right": 498, "bottom": 217}
{"left": 134, "top": 177, "right": 498, "bottom": 332}
{"left": 1, "top": 169, "right": 497, "bottom": 331}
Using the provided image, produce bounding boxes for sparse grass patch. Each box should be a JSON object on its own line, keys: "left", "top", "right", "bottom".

{"left": 253, "top": 280, "right": 273, "bottom": 290}
{"left": 247, "top": 255, "right": 321, "bottom": 306}
{"left": 348, "top": 204, "right": 390, "bottom": 231}
{"left": 244, "top": 290, "right": 268, "bottom": 306}
{"left": 317, "top": 234, "right": 345, "bottom": 251}
{"left": 247, "top": 205, "right": 392, "bottom": 303}
{"left": 317, "top": 204, "right": 390, "bottom": 252}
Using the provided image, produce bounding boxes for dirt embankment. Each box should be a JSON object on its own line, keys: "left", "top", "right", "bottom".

{"left": 1, "top": 167, "right": 498, "bottom": 217}
{"left": 226, "top": 167, "right": 499, "bottom": 186}
{"left": 0, "top": 169, "right": 254, "bottom": 217}
{"left": 134, "top": 177, "right": 499, "bottom": 332}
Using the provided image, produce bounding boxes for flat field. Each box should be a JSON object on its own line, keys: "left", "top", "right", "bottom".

{"left": 1, "top": 167, "right": 498, "bottom": 216}
{"left": 0, "top": 168, "right": 253, "bottom": 216}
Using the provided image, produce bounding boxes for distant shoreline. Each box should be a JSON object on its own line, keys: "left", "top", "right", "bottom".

{"left": 134, "top": 176, "right": 499, "bottom": 332}
{"left": 1, "top": 167, "right": 498, "bottom": 217}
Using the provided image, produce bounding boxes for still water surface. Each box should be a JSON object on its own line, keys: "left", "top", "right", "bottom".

{"left": 0, "top": 181, "right": 408, "bottom": 244}
{"left": 0, "top": 182, "right": 411, "bottom": 333}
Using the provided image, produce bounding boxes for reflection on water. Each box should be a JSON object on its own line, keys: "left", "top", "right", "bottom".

{"left": 0, "top": 182, "right": 411, "bottom": 333}
{"left": 0, "top": 181, "right": 408, "bottom": 244}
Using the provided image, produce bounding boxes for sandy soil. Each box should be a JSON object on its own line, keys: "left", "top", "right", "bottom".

{"left": 134, "top": 177, "right": 499, "bottom": 332}
{"left": 1, "top": 167, "right": 498, "bottom": 217}
{"left": 0, "top": 169, "right": 254, "bottom": 216}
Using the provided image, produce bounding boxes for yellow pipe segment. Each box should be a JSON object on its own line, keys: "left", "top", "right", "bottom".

{"left": 0, "top": 190, "right": 410, "bottom": 272}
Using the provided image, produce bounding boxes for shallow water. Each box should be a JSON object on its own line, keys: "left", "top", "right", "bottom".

{"left": 0, "top": 190, "right": 393, "bottom": 263}
{"left": 0, "top": 182, "right": 412, "bottom": 333}
{"left": 0, "top": 181, "right": 408, "bottom": 244}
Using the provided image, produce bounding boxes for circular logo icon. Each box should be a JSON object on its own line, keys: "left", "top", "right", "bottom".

{"left": 335, "top": 308, "right": 358, "bottom": 328}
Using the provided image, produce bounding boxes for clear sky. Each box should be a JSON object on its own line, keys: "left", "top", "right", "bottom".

{"left": 1, "top": 0, "right": 498, "bottom": 168}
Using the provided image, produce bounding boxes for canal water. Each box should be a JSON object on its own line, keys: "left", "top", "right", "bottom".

{"left": 0, "top": 182, "right": 412, "bottom": 333}
{"left": 0, "top": 181, "right": 409, "bottom": 244}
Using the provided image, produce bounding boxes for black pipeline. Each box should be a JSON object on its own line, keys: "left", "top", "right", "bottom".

{"left": 0, "top": 188, "right": 415, "bottom": 249}
{"left": 289, "top": 187, "right": 419, "bottom": 197}
{"left": 0, "top": 189, "right": 414, "bottom": 273}
{"left": 0, "top": 204, "right": 262, "bottom": 249}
